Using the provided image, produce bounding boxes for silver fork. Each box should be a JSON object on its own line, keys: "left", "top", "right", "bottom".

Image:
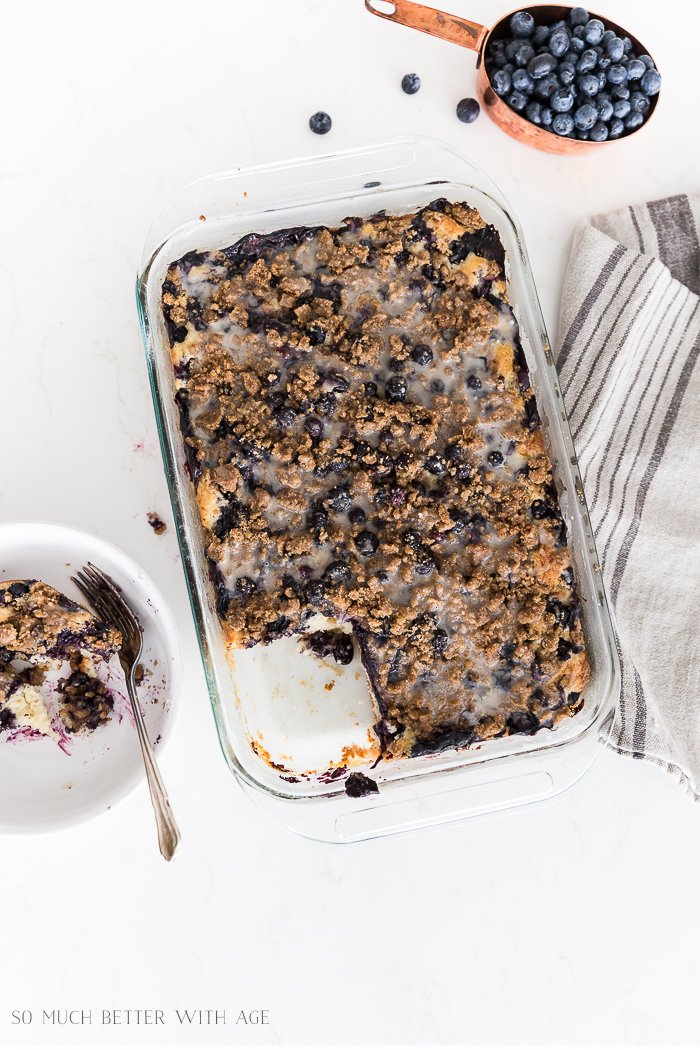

{"left": 71, "top": 562, "right": 181, "bottom": 862}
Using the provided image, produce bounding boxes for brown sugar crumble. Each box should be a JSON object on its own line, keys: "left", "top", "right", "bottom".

{"left": 147, "top": 513, "right": 167, "bottom": 535}
{"left": 161, "top": 199, "right": 589, "bottom": 759}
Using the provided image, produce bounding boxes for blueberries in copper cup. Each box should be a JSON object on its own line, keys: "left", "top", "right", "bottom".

{"left": 484, "top": 8, "right": 660, "bottom": 142}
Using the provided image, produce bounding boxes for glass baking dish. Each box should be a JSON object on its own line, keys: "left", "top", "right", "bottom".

{"left": 137, "top": 137, "right": 619, "bottom": 843}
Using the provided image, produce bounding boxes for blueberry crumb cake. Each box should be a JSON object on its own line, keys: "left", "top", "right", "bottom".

{"left": 0, "top": 580, "right": 120, "bottom": 740}
{"left": 161, "top": 199, "right": 589, "bottom": 762}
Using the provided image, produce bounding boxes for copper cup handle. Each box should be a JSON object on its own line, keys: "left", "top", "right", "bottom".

{"left": 364, "top": 0, "right": 488, "bottom": 53}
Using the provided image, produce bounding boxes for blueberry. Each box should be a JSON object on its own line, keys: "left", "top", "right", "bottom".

{"left": 570, "top": 7, "right": 589, "bottom": 26}
{"left": 309, "top": 111, "right": 332, "bottom": 134}
{"left": 513, "top": 43, "right": 535, "bottom": 68}
{"left": 567, "top": 37, "right": 585, "bottom": 54}
{"left": 541, "top": 107, "right": 553, "bottom": 126}
{"left": 505, "top": 41, "right": 521, "bottom": 62}
{"left": 640, "top": 54, "right": 655, "bottom": 69}
{"left": 534, "top": 74, "right": 560, "bottom": 100}
{"left": 625, "top": 58, "right": 645, "bottom": 81}
{"left": 373, "top": 452, "right": 395, "bottom": 478}
{"left": 548, "top": 29, "right": 570, "bottom": 57}
{"left": 573, "top": 102, "right": 597, "bottom": 130}
{"left": 583, "top": 18, "right": 604, "bottom": 44}
{"left": 601, "top": 30, "right": 616, "bottom": 47}
{"left": 432, "top": 629, "right": 448, "bottom": 653}
{"left": 576, "top": 129, "right": 590, "bottom": 140}
{"left": 531, "top": 500, "right": 548, "bottom": 518}
{"left": 328, "top": 485, "right": 352, "bottom": 511}
{"left": 641, "top": 69, "right": 661, "bottom": 96}
{"left": 597, "top": 54, "right": 611, "bottom": 71}
{"left": 173, "top": 325, "right": 188, "bottom": 343}
{"left": 622, "top": 36, "right": 633, "bottom": 54}
{"left": 456, "top": 98, "right": 480, "bottom": 123}
{"left": 558, "top": 62, "right": 576, "bottom": 85}
{"left": 610, "top": 83, "right": 629, "bottom": 100}
{"left": 491, "top": 68, "right": 512, "bottom": 96}
{"left": 410, "top": 343, "right": 433, "bottom": 365}
{"left": 578, "top": 73, "right": 599, "bottom": 97}
{"left": 364, "top": 381, "right": 377, "bottom": 399}
{"left": 304, "top": 416, "right": 323, "bottom": 440}
{"left": 510, "top": 10, "right": 535, "bottom": 37}
{"left": 525, "top": 101, "right": 542, "bottom": 124}
{"left": 317, "top": 392, "right": 337, "bottom": 416}
{"left": 349, "top": 507, "right": 366, "bottom": 525}
{"left": 608, "top": 117, "right": 624, "bottom": 139}
{"left": 512, "top": 68, "right": 534, "bottom": 94}
{"left": 596, "top": 68, "right": 608, "bottom": 89}
{"left": 624, "top": 110, "right": 644, "bottom": 130}
{"left": 607, "top": 63, "right": 627, "bottom": 85}
{"left": 235, "top": 576, "right": 255, "bottom": 601}
{"left": 589, "top": 121, "right": 609, "bottom": 141}
{"left": 323, "top": 561, "right": 351, "bottom": 585}
{"left": 613, "top": 99, "right": 631, "bottom": 119}
{"left": 334, "top": 636, "right": 354, "bottom": 665}
{"left": 309, "top": 507, "right": 329, "bottom": 530}
{"left": 605, "top": 37, "right": 624, "bottom": 62}
{"left": 487, "top": 450, "right": 504, "bottom": 468}
{"left": 506, "top": 90, "right": 528, "bottom": 112}
{"left": 445, "top": 444, "right": 464, "bottom": 461}
{"left": 533, "top": 25, "right": 550, "bottom": 46}
{"left": 551, "top": 87, "right": 575, "bottom": 112}
{"left": 386, "top": 376, "right": 407, "bottom": 402}
{"left": 552, "top": 112, "right": 574, "bottom": 136}
{"left": 8, "top": 582, "right": 29, "bottom": 597}
{"left": 275, "top": 407, "right": 296, "bottom": 428}
{"left": 414, "top": 550, "right": 436, "bottom": 575}
{"left": 449, "top": 510, "right": 470, "bottom": 534}
{"left": 430, "top": 379, "right": 445, "bottom": 393}
{"left": 527, "top": 52, "right": 557, "bottom": 79}
{"left": 401, "top": 73, "right": 421, "bottom": 94}
{"left": 576, "top": 49, "right": 597, "bottom": 73}
{"left": 629, "top": 91, "right": 650, "bottom": 115}
{"left": 329, "top": 455, "right": 349, "bottom": 474}
{"left": 425, "top": 454, "right": 447, "bottom": 475}
{"left": 355, "top": 530, "right": 379, "bottom": 557}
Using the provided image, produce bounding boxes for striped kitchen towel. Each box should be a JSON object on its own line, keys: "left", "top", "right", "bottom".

{"left": 556, "top": 193, "right": 700, "bottom": 800}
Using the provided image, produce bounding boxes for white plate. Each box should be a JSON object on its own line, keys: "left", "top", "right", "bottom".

{"left": 0, "top": 521, "right": 182, "bottom": 833}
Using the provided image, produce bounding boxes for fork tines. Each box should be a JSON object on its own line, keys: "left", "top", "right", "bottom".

{"left": 71, "top": 563, "right": 139, "bottom": 642}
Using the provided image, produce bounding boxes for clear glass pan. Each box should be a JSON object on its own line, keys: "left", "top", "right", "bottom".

{"left": 137, "top": 137, "right": 619, "bottom": 843}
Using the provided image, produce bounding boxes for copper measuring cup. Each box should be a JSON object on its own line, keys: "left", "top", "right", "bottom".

{"left": 365, "top": 0, "right": 659, "bottom": 154}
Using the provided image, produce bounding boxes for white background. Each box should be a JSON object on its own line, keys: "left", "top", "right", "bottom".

{"left": 1, "top": 0, "right": 699, "bottom": 1046}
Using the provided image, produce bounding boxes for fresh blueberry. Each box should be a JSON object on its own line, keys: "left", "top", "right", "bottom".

{"left": 548, "top": 29, "right": 570, "bottom": 57}
{"left": 629, "top": 91, "right": 650, "bottom": 115}
{"left": 275, "top": 407, "right": 296, "bottom": 428}
{"left": 571, "top": 25, "right": 585, "bottom": 40}
{"left": 608, "top": 117, "right": 625, "bottom": 139}
{"left": 541, "top": 106, "right": 553, "bottom": 126}
{"left": 527, "top": 52, "right": 557, "bottom": 79}
{"left": 641, "top": 69, "right": 661, "bottom": 95}
{"left": 309, "top": 111, "right": 332, "bottom": 134}
{"left": 533, "top": 25, "right": 550, "bottom": 46}
{"left": 349, "top": 507, "right": 366, "bottom": 525}
{"left": 506, "top": 90, "right": 528, "bottom": 112}
{"left": 304, "top": 416, "right": 323, "bottom": 440}
{"left": 625, "top": 58, "right": 645, "bottom": 81}
{"left": 551, "top": 87, "right": 575, "bottom": 112}
{"left": 487, "top": 450, "right": 504, "bottom": 468}
{"left": 505, "top": 41, "right": 521, "bottom": 62}
{"left": 512, "top": 43, "right": 535, "bottom": 68}
{"left": 624, "top": 110, "right": 644, "bottom": 130}
{"left": 597, "top": 54, "right": 611, "bottom": 71}
{"left": 570, "top": 7, "right": 589, "bottom": 26}
{"left": 613, "top": 99, "right": 631, "bottom": 118}
{"left": 601, "top": 30, "right": 616, "bottom": 47}
{"left": 584, "top": 18, "right": 604, "bottom": 44}
{"left": 567, "top": 37, "right": 585, "bottom": 54}
{"left": 576, "top": 49, "right": 597, "bottom": 73}
{"left": 576, "top": 128, "right": 590, "bottom": 140}
{"left": 410, "top": 344, "right": 433, "bottom": 365}
{"left": 534, "top": 74, "right": 560, "bottom": 100}
{"left": 596, "top": 68, "right": 608, "bottom": 89}
{"left": 607, "top": 63, "right": 627, "bottom": 85}
{"left": 456, "top": 98, "right": 480, "bottom": 122}
{"left": 525, "top": 100, "right": 542, "bottom": 124}
{"left": 640, "top": 54, "right": 655, "bottom": 69}
{"left": 401, "top": 73, "right": 421, "bottom": 94}
{"left": 578, "top": 73, "right": 599, "bottom": 96}
{"left": 622, "top": 36, "right": 633, "bottom": 54}
{"left": 573, "top": 102, "right": 597, "bottom": 129}
{"left": 355, "top": 530, "right": 379, "bottom": 556}
{"left": 510, "top": 10, "right": 535, "bottom": 36}
{"left": 425, "top": 454, "right": 447, "bottom": 475}
{"left": 512, "top": 68, "right": 534, "bottom": 93}
{"left": 491, "top": 68, "right": 512, "bottom": 96}
{"left": 589, "top": 121, "right": 609, "bottom": 141}
{"left": 610, "top": 83, "right": 630, "bottom": 100}
{"left": 605, "top": 36, "right": 624, "bottom": 62}
{"left": 552, "top": 112, "right": 575, "bottom": 136}
{"left": 558, "top": 62, "right": 576, "bottom": 85}
{"left": 386, "top": 376, "right": 407, "bottom": 402}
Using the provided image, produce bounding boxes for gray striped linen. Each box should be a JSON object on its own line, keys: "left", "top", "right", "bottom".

{"left": 556, "top": 193, "right": 700, "bottom": 800}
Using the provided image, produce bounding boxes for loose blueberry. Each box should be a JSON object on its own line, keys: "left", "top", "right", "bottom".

{"left": 576, "top": 48, "right": 597, "bottom": 73}
{"left": 401, "top": 73, "right": 421, "bottom": 94}
{"left": 596, "top": 96, "right": 614, "bottom": 121}
{"left": 510, "top": 10, "right": 535, "bottom": 37}
{"left": 506, "top": 90, "right": 528, "bottom": 112}
{"left": 548, "top": 29, "right": 570, "bottom": 57}
{"left": 578, "top": 73, "right": 599, "bottom": 97}
{"left": 456, "top": 98, "right": 480, "bottom": 123}
{"left": 533, "top": 24, "right": 550, "bottom": 47}
{"left": 584, "top": 18, "right": 604, "bottom": 44}
{"left": 541, "top": 106, "right": 553, "bottom": 126}
{"left": 607, "top": 63, "right": 628, "bottom": 85}
{"left": 625, "top": 58, "right": 645, "bottom": 81}
{"left": 605, "top": 36, "right": 624, "bottom": 62}
{"left": 491, "top": 68, "right": 512, "bottom": 96}
{"left": 386, "top": 376, "right": 407, "bottom": 402}
{"left": 567, "top": 36, "right": 585, "bottom": 54}
{"left": 534, "top": 73, "right": 560, "bottom": 100}
{"left": 570, "top": 7, "right": 589, "bottom": 26}
{"left": 309, "top": 111, "right": 332, "bottom": 134}
{"left": 487, "top": 450, "right": 504, "bottom": 468}
{"left": 610, "top": 83, "right": 630, "bottom": 100}
{"left": 624, "top": 110, "right": 644, "bottom": 130}
{"left": 551, "top": 87, "right": 575, "bottom": 112}
{"left": 629, "top": 91, "right": 650, "bottom": 115}
{"left": 525, "top": 100, "right": 542, "bottom": 124}
{"left": 512, "top": 68, "right": 534, "bottom": 94}
{"left": 613, "top": 99, "right": 631, "bottom": 119}
{"left": 640, "top": 54, "right": 655, "bottom": 69}
{"left": 558, "top": 62, "right": 576, "bottom": 85}
{"left": 552, "top": 112, "right": 575, "bottom": 135}
{"left": 608, "top": 117, "right": 624, "bottom": 138}
{"left": 528, "top": 52, "right": 557, "bottom": 79}
{"left": 410, "top": 344, "right": 433, "bottom": 365}
{"left": 513, "top": 42, "right": 536, "bottom": 68}
{"left": 641, "top": 68, "right": 661, "bottom": 95}
{"left": 304, "top": 416, "right": 323, "bottom": 440}
{"left": 355, "top": 530, "right": 379, "bottom": 556}
{"left": 589, "top": 121, "right": 609, "bottom": 141}
{"left": 573, "top": 102, "right": 597, "bottom": 129}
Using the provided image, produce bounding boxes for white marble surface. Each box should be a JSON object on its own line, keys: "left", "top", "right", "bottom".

{"left": 1, "top": 0, "right": 699, "bottom": 1046}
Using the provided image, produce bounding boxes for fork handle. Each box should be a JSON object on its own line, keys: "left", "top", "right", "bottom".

{"left": 125, "top": 670, "right": 181, "bottom": 861}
